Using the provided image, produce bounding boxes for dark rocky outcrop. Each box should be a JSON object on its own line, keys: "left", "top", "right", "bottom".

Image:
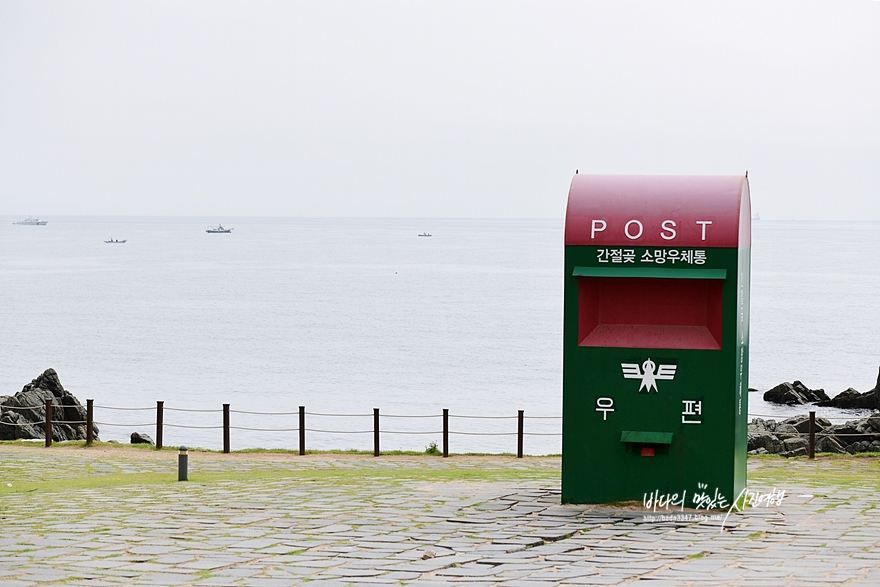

{"left": 0, "top": 369, "right": 99, "bottom": 442}
{"left": 763, "top": 368, "right": 880, "bottom": 410}
{"left": 746, "top": 431, "right": 784, "bottom": 454}
{"left": 748, "top": 414, "right": 880, "bottom": 457}
{"left": 763, "top": 381, "right": 830, "bottom": 405}
{"left": 817, "top": 368, "right": 880, "bottom": 409}
{"left": 815, "top": 435, "right": 846, "bottom": 454}
{"left": 131, "top": 432, "right": 154, "bottom": 445}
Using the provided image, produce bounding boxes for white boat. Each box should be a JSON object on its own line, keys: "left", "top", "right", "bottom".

{"left": 104, "top": 238, "right": 127, "bottom": 244}
{"left": 206, "top": 224, "right": 233, "bottom": 233}
{"left": 418, "top": 232, "right": 432, "bottom": 237}
{"left": 13, "top": 217, "right": 48, "bottom": 225}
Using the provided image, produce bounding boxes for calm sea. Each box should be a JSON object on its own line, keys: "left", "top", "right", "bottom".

{"left": 2, "top": 217, "right": 879, "bottom": 453}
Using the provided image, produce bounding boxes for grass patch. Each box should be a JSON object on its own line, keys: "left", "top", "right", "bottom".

{"left": 0, "top": 440, "right": 197, "bottom": 451}
{"left": 0, "top": 440, "right": 560, "bottom": 458}
{"left": 0, "top": 471, "right": 179, "bottom": 495}
{"left": 748, "top": 455, "right": 880, "bottom": 490}
{"left": 0, "top": 457, "right": 558, "bottom": 498}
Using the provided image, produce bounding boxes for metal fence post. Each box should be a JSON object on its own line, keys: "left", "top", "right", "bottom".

{"left": 86, "top": 399, "right": 94, "bottom": 446}
{"left": 178, "top": 446, "right": 188, "bottom": 481}
{"left": 373, "top": 408, "right": 380, "bottom": 456}
{"left": 156, "top": 401, "right": 164, "bottom": 449}
{"left": 299, "top": 406, "right": 305, "bottom": 455}
{"left": 809, "top": 411, "right": 816, "bottom": 459}
{"left": 44, "top": 399, "right": 52, "bottom": 447}
{"left": 223, "top": 403, "right": 230, "bottom": 454}
{"left": 443, "top": 409, "right": 449, "bottom": 458}
{"left": 517, "top": 410, "right": 524, "bottom": 458}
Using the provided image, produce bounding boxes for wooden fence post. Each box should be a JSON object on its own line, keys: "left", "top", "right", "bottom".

{"left": 86, "top": 399, "right": 94, "bottom": 446}
{"left": 443, "top": 409, "right": 449, "bottom": 457}
{"left": 44, "top": 399, "right": 52, "bottom": 447}
{"left": 299, "top": 406, "right": 305, "bottom": 455}
{"left": 809, "top": 411, "right": 816, "bottom": 459}
{"left": 223, "top": 403, "right": 230, "bottom": 454}
{"left": 156, "top": 401, "right": 164, "bottom": 449}
{"left": 373, "top": 408, "right": 380, "bottom": 456}
{"left": 517, "top": 410, "right": 524, "bottom": 458}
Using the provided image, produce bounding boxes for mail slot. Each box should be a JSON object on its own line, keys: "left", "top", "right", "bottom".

{"left": 562, "top": 174, "right": 751, "bottom": 506}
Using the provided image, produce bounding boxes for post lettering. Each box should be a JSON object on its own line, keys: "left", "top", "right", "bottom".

{"left": 624, "top": 220, "right": 643, "bottom": 240}
{"left": 596, "top": 397, "right": 615, "bottom": 420}
{"left": 660, "top": 220, "right": 677, "bottom": 240}
{"left": 696, "top": 220, "right": 712, "bottom": 241}
{"left": 591, "top": 219, "right": 607, "bottom": 239}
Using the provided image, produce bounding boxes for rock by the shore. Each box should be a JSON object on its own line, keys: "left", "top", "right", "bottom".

{"left": 817, "top": 368, "right": 880, "bottom": 409}
{"left": 131, "top": 432, "right": 154, "bottom": 445}
{"left": 747, "top": 413, "right": 880, "bottom": 457}
{"left": 0, "top": 369, "right": 99, "bottom": 442}
{"left": 763, "top": 381, "right": 829, "bottom": 405}
{"left": 763, "top": 368, "right": 880, "bottom": 410}
{"left": 821, "top": 386, "right": 880, "bottom": 410}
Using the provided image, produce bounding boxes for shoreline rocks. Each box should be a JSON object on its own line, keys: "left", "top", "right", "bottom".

{"left": 131, "top": 432, "right": 154, "bottom": 445}
{"left": 817, "top": 374, "right": 880, "bottom": 409}
{"left": 763, "top": 381, "right": 829, "bottom": 405}
{"left": 748, "top": 413, "right": 880, "bottom": 457}
{"left": 764, "top": 367, "right": 880, "bottom": 410}
{"left": 0, "top": 369, "right": 99, "bottom": 442}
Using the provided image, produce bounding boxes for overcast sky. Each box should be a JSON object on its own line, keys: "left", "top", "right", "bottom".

{"left": 1, "top": 1, "right": 878, "bottom": 219}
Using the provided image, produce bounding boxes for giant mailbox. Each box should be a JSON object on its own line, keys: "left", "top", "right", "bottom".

{"left": 562, "top": 174, "right": 751, "bottom": 506}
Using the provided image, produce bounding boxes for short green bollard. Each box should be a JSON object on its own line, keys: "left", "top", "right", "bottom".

{"left": 178, "top": 446, "right": 188, "bottom": 481}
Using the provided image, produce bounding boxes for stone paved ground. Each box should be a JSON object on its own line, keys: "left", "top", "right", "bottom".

{"left": 2, "top": 444, "right": 880, "bottom": 586}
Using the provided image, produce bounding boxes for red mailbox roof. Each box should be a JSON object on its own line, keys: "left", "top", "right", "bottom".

{"left": 565, "top": 174, "right": 750, "bottom": 248}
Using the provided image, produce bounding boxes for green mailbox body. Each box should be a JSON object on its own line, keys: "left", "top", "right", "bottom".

{"left": 562, "top": 174, "right": 751, "bottom": 507}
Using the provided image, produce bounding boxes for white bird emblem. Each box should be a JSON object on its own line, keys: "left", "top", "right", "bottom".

{"left": 621, "top": 359, "right": 677, "bottom": 392}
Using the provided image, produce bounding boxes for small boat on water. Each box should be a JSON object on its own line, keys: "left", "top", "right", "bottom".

{"left": 104, "top": 238, "right": 126, "bottom": 244}
{"left": 752, "top": 213, "right": 761, "bottom": 221}
{"left": 206, "top": 224, "right": 233, "bottom": 233}
{"left": 13, "top": 217, "right": 48, "bottom": 225}
{"left": 418, "top": 232, "right": 432, "bottom": 237}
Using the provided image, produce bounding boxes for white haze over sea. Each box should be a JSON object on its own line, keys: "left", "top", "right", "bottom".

{"left": 2, "top": 217, "right": 878, "bottom": 453}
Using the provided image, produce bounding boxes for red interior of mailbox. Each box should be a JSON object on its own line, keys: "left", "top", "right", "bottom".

{"left": 578, "top": 277, "right": 722, "bottom": 350}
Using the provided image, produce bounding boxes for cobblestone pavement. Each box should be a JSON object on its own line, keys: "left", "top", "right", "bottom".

{"left": 2, "top": 445, "right": 880, "bottom": 586}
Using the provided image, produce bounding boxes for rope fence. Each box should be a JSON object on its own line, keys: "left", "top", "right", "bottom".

{"left": 748, "top": 412, "right": 864, "bottom": 421}
{"left": 305, "top": 412, "right": 373, "bottom": 418}
{"left": 229, "top": 426, "right": 300, "bottom": 432}
{"left": 164, "top": 423, "right": 224, "bottom": 429}
{"left": 5, "top": 400, "right": 563, "bottom": 456}
{"left": 229, "top": 409, "right": 300, "bottom": 416}
{"left": 163, "top": 407, "right": 222, "bottom": 413}
{"left": 9, "top": 402, "right": 871, "bottom": 458}
{"left": 92, "top": 405, "right": 154, "bottom": 411}
{"left": 2, "top": 421, "right": 46, "bottom": 426}
{"left": 95, "top": 422, "right": 155, "bottom": 428}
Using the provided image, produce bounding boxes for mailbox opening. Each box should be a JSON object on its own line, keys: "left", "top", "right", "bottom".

{"left": 625, "top": 443, "right": 669, "bottom": 457}
{"left": 578, "top": 276, "right": 723, "bottom": 350}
